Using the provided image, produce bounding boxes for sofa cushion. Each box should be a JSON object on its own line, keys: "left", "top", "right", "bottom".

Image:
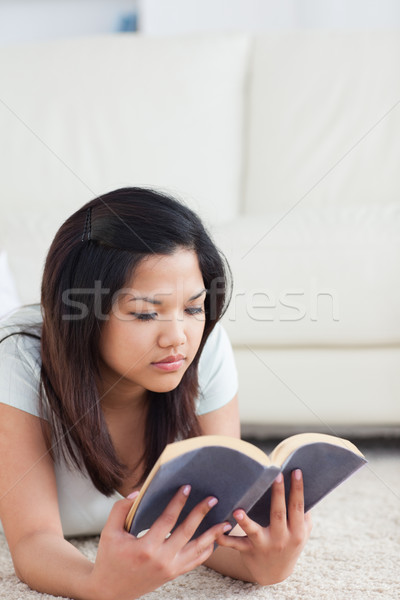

{"left": 0, "top": 211, "right": 64, "bottom": 305}
{"left": 245, "top": 31, "right": 400, "bottom": 214}
{"left": 0, "top": 33, "right": 249, "bottom": 228}
{"left": 234, "top": 346, "right": 400, "bottom": 426}
{"left": 213, "top": 203, "right": 400, "bottom": 346}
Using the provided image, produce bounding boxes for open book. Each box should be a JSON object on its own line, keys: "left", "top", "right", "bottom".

{"left": 125, "top": 433, "right": 367, "bottom": 539}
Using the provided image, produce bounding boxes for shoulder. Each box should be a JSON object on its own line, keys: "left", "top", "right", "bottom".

{"left": 197, "top": 323, "right": 238, "bottom": 415}
{"left": 0, "top": 304, "right": 42, "bottom": 369}
{"left": 0, "top": 304, "right": 42, "bottom": 338}
{"left": 198, "top": 323, "right": 235, "bottom": 382}
{"left": 200, "top": 322, "right": 232, "bottom": 361}
{"left": 0, "top": 305, "right": 43, "bottom": 417}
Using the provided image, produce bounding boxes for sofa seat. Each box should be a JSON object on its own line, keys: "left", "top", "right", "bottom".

{"left": 234, "top": 346, "right": 400, "bottom": 429}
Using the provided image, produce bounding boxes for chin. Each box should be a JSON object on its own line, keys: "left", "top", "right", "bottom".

{"left": 147, "top": 376, "right": 183, "bottom": 394}
{"left": 151, "top": 382, "right": 181, "bottom": 394}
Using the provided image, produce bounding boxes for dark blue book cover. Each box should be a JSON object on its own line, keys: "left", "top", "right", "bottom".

{"left": 125, "top": 434, "right": 367, "bottom": 539}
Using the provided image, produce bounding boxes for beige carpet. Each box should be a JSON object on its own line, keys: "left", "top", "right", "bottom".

{"left": 1, "top": 446, "right": 399, "bottom": 600}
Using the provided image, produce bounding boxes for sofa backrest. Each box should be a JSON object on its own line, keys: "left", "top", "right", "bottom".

{"left": 0, "top": 33, "right": 249, "bottom": 304}
{"left": 245, "top": 31, "right": 400, "bottom": 215}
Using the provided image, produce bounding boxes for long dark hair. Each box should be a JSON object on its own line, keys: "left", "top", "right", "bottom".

{"left": 40, "top": 187, "right": 232, "bottom": 495}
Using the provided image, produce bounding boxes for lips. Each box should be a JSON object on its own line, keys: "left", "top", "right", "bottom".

{"left": 151, "top": 354, "right": 186, "bottom": 372}
{"left": 153, "top": 354, "right": 185, "bottom": 364}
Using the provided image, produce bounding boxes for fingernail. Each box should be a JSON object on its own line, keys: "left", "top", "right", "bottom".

{"left": 183, "top": 485, "right": 191, "bottom": 496}
{"left": 294, "top": 469, "right": 302, "bottom": 481}
{"left": 208, "top": 497, "right": 218, "bottom": 508}
{"left": 223, "top": 523, "right": 232, "bottom": 533}
{"left": 275, "top": 473, "right": 283, "bottom": 483}
{"left": 233, "top": 510, "right": 244, "bottom": 521}
{"left": 127, "top": 491, "right": 140, "bottom": 499}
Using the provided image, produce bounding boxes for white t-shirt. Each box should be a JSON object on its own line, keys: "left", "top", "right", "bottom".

{"left": 0, "top": 305, "right": 238, "bottom": 537}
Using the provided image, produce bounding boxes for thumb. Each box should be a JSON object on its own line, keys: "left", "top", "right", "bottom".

{"left": 105, "top": 492, "right": 140, "bottom": 533}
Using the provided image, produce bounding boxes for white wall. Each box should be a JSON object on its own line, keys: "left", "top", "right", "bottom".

{"left": 139, "top": 0, "right": 400, "bottom": 34}
{"left": 0, "top": 0, "right": 138, "bottom": 46}
{"left": 2, "top": 0, "right": 399, "bottom": 45}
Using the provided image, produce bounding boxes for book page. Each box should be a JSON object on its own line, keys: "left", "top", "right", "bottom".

{"left": 269, "top": 432, "right": 365, "bottom": 466}
{"left": 160, "top": 435, "right": 272, "bottom": 466}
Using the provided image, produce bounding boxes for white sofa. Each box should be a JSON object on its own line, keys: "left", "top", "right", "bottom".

{"left": 0, "top": 31, "right": 399, "bottom": 434}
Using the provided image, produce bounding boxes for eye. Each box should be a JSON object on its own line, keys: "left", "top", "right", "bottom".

{"left": 185, "top": 306, "right": 205, "bottom": 316}
{"left": 130, "top": 312, "right": 157, "bottom": 321}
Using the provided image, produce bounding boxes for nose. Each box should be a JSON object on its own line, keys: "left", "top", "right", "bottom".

{"left": 157, "top": 315, "right": 186, "bottom": 349}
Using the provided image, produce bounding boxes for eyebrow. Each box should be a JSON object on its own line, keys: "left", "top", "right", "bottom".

{"left": 127, "top": 288, "right": 207, "bottom": 305}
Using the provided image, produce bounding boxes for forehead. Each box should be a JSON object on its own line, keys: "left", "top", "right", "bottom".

{"left": 125, "top": 249, "right": 204, "bottom": 293}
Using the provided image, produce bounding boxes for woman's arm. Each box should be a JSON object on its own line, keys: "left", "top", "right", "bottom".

{"left": 0, "top": 403, "right": 231, "bottom": 600}
{"left": 197, "top": 394, "right": 241, "bottom": 438}
{"left": 0, "top": 403, "right": 95, "bottom": 597}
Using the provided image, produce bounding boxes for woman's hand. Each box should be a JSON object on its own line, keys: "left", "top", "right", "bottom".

{"left": 84, "top": 485, "right": 232, "bottom": 600}
{"left": 215, "top": 469, "right": 313, "bottom": 585}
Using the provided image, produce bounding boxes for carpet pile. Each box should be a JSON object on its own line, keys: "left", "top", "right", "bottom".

{"left": 1, "top": 446, "right": 399, "bottom": 599}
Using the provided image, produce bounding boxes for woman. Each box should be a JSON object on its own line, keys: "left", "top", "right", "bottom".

{"left": 0, "top": 187, "right": 312, "bottom": 599}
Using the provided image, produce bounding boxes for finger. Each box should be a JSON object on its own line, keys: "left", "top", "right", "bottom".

{"left": 214, "top": 525, "right": 250, "bottom": 552}
{"left": 168, "top": 494, "right": 222, "bottom": 550}
{"left": 180, "top": 520, "right": 233, "bottom": 569}
{"left": 269, "top": 473, "right": 287, "bottom": 535}
{"left": 104, "top": 495, "right": 140, "bottom": 536}
{"left": 219, "top": 508, "right": 263, "bottom": 548}
{"left": 182, "top": 541, "right": 215, "bottom": 572}
{"left": 304, "top": 511, "right": 313, "bottom": 535}
{"left": 147, "top": 485, "right": 191, "bottom": 543}
{"left": 287, "top": 470, "right": 305, "bottom": 531}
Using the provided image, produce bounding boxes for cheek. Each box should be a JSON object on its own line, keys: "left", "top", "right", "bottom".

{"left": 100, "top": 334, "right": 150, "bottom": 376}
{"left": 99, "top": 323, "right": 141, "bottom": 366}
{"left": 113, "top": 327, "right": 153, "bottom": 361}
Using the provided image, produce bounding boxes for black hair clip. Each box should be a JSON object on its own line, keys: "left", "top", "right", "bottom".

{"left": 81, "top": 207, "right": 92, "bottom": 242}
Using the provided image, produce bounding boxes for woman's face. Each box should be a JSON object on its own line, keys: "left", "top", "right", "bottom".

{"left": 98, "top": 248, "right": 206, "bottom": 399}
